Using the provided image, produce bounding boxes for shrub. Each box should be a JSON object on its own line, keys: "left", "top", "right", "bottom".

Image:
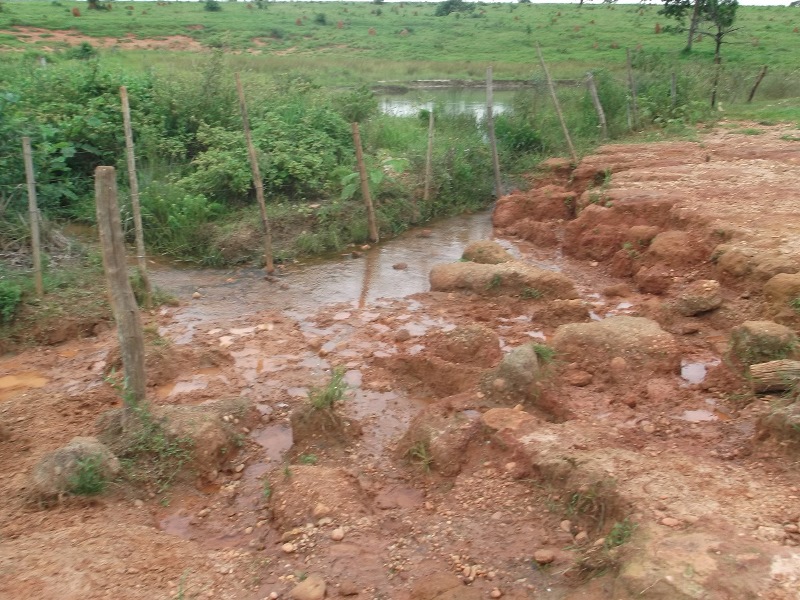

{"left": 435, "top": 0, "right": 475, "bottom": 17}
{"left": 0, "top": 280, "right": 22, "bottom": 324}
{"left": 308, "top": 367, "right": 347, "bottom": 410}
{"left": 203, "top": 0, "right": 222, "bottom": 12}
{"left": 68, "top": 454, "right": 108, "bottom": 495}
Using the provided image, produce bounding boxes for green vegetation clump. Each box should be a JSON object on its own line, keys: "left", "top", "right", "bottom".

{"left": 68, "top": 454, "right": 109, "bottom": 496}
{"left": 308, "top": 367, "right": 347, "bottom": 410}
{"left": 532, "top": 343, "right": 557, "bottom": 364}
{"left": 0, "top": 279, "right": 22, "bottom": 324}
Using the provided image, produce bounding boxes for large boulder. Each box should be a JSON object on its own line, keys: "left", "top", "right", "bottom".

{"left": 551, "top": 316, "right": 680, "bottom": 376}
{"left": 461, "top": 240, "right": 513, "bottom": 264}
{"left": 31, "top": 436, "right": 120, "bottom": 498}
{"left": 429, "top": 261, "right": 578, "bottom": 300}
{"left": 672, "top": 279, "right": 723, "bottom": 316}
{"left": 729, "top": 321, "right": 798, "bottom": 366}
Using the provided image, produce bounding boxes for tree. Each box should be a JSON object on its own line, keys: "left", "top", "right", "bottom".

{"left": 699, "top": 0, "right": 739, "bottom": 107}
{"left": 660, "top": 0, "right": 706, "bottom": 52}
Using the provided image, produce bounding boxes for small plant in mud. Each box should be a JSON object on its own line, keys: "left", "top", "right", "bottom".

{"left": 283, "top": 464, "right": 293, "bottom": 480}
{"left": 68, "top": 454, "right": 109, "bottom": 496}
{"left": 308, "top": 367, "right": 347, "bottom": 410}
{"left": 407, "top": 440, "right": 434, "bottom": 472}
{"left": 486, "top": 273, "right": 503, "bottom": 290}
{"left": 262, "top": 479, "right": 272, "bottom": 500}
{"left": 532, "top": 343, "right": 557, "bottom": 364}
{"left": 299, "top": 453, "right": 318, "bottom": 465}
{"left": 621, "top": 242, "right": 641, "bottom": 260}
{"left": 604, "top": 518, "right": 637, "bottom": 549}
{"left": 521, "top": 287, "right": 543, "bottom": 300}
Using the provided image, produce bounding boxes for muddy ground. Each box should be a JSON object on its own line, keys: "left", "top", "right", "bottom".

{"left": 1, "top": 122, "right": 800, "bottom": 600}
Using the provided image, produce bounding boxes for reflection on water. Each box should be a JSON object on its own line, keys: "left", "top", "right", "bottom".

{"left": 378, "top": 88, "right": 517, "bottom": 121}
{"left": 150, "top": 212, "right": 514, "bottom": 326}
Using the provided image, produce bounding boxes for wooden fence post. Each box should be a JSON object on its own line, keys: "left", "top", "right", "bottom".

{"left": 586, "top": 72, "right": 608, "bottom": 141}
{"left": 21, "top": 137, "right": 44, "bottom": 298}
{"left": 235, "top": 73, "right": 274, "bottom": 274}
{"left": 351, "top": 122, "right": 379, "bottom": 244}
{"left": 95, "top": 166, "right": 147, "bottom": 407}
{"left": 536, "top": 43, "right": 578, "bottom": 163}
{"left": 626, "top": 48, "right": 639, "bottom": 129}
{"left": 120, "top": 86, "right": 152, "bottom": 308}
{"left": 422, "top": 108, "right": 435, "bottom": 213}
{"left": 747, "top": 66, "right": 768, "bottom": 103}
{"left": 486, "top": 66, "right": 503, "bottom": 198}
{"left": 670, "top": 71, "right": 677, "bottom": 110}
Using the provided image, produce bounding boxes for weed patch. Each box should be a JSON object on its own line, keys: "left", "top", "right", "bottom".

{"left": 68, "top": 454, "right": 109, "bottom": 496}
{"left": 308, "top": 367, "right": 347, "bottom": 411}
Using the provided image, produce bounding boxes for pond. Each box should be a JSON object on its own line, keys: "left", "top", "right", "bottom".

{"left": 377, "top": 87, "right": 523, "bottom": 120}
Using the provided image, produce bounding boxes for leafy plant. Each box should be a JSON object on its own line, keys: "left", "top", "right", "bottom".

{"left": 262, "top": 479, "right": 272, "bottom": 499}
{"left": 68, "top": 454, "right": 108, "bottom": 495}
{"left": 0, "top": 280, "right": 22, "bottom": 324}
{"left": 605, "top": 518, "right": 637, "bottom": 549}
{"left": 407, "top": 440, "right": 434, "bottom": 472}
{"left": 299, "top": 453, "right": 318, "bottom": 465}
{"left": 521, "top": 287, "right": 543, "bottom": 300}
{"left": 307, "top": 367, "right": 348, "bottom": 410}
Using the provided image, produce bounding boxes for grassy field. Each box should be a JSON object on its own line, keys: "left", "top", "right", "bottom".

{"left": 0, "top": 1, "right": 799, "bottom": 85}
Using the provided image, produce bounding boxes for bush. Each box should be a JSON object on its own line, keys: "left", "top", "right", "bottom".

{"left": 435, "top": 0, "right": 475, "bottom": 17}
{"left": 68, "top": 454, "right": 109, "bottom": 495}
{"left": 0, "top": 279, "right": 22, "bottom": 324}
{"left": 203, "top": 0, "right": 221, "bottom": 12}
{"left": 313, "top": 12, "right": 327, "bottom": 25}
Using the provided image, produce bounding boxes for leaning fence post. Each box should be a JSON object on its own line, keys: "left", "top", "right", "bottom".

{"left": 120, "top": 86, "right": 152, "bottom": 308}
{"left": 536, "top": 43, "right": 578, "bottom": 163}
{"left": 422, "top": 108, "right": 435, "bottom": 216}
{"left": 22, "top": 136, "right": 44, "bottom": 298}
{"left": 486, "top": 66, "right": 503, "bottom": 198}
{"left": 747, "top": 66, "right": 768, "bottom": 104}
{"left": 235, "top": 73, "right": 275, "bottom": 274}
{"left": 351, "top": 122, "right": 379, "bottom": 244}
{"left": 586, "top": 72, "right": 608, "bottom": 141}
{"left": 95, "top": 166, "right": 147, "bottom": 407}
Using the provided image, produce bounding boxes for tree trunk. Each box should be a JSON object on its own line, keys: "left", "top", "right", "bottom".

{"left": 710, "top": 32, "right": 723, "bottom": 108}
{"left": 686, "top": 0, "right": 703, "bottom": 51}
{"left": 750, "top": 360, "right": 800, "bottom": 393}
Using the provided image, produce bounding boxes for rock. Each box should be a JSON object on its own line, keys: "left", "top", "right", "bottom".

{"left": 481, "top": 344, "right": 540, "bottom": 404}
{"left": 290, "top": 573, "right": 326, "bottom": 600}
{"left": 338, "top": 579, "right": 360, "bottom": 596}
{"left": 536, "top": 299, "right": 591, "bottom": 326}
{"left": 673, "top": 280, "right": 722, "bottom": 316}
{"left": 490, "top": 589, "right": 503, "bottom": 599}
{"left": 330, "top": 527, "right": 345, "bottom": 541}
{"left": 282, "top": 542, "right": 296, "bottom": 553}
{"left": 429, "top": 261, "right": 578, "bottom": 300}
{"left": 395, "top": 328, "right": 412, "bottom": 343}
{"left": 552, "top": 316, "right": 679, "bottom": 377}
{"left": 661, "top": 517, "right": 680, "bottom": 527}
{"left": 534, "top": 549, "right": 555, "bottom": 564}
{"left": 31, "top": 436, "right": 120, "bottom": 498}
{"left": 481, "top": 408, "right": 538, "bottom": 435}
{"left": 602, "top": 283, "right": 632, "bottom": 298}
{"left": 564, "top": 370, "right": 593, "bottom": 387}
{"left": 715, "top": 245, "right": 757, "bottom": 278}
{"left": 729, "top": 321, "right": 797, "bottom": 366}
{"left": 393, "top": 262, "right": 408, "bottom": 270}
{"left": 312, "top": 503, "right": 331, "bottom": 519}
{"left": 626, "top": 225, "right": 660, "bottom": 246}
{"left": 461, "top": 240, "right": 514, "bottom": 264}
{"left": 753, "top": 255, "right": 799, "bottom": 282}
{"left": 192, "top": 291, "right": 202, "bottom": 299}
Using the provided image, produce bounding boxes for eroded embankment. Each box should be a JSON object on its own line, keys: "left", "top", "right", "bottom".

{"left": 1, "top": 124, "right": 800, "bottom": 600}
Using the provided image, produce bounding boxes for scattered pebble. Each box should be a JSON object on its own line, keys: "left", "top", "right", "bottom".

{"left": 330, "top": 528, "right": 345, "bottom": 542}
{"left": 534, "top": 549, "right": 555, "bottom": 564}
{"left": 282, "top": 543, "right": 296, "bottom": 554}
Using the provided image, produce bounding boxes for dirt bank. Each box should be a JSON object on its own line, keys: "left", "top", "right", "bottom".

{"left": 1, "top": 123, "right": 800, "bottom": 600}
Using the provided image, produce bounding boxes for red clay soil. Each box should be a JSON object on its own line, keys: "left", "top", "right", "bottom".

{"left": 1, "top": 122, "right": 800, "bottom": 600}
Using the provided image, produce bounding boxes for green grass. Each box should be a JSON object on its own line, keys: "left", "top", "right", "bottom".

{"left": 1, "top": 2, "right": 800, "bottom": 85}
{"left": 532, "top": 343, "right": 557, "bottom": 364}
{"left": 68, "top": 454, "right": 109, "bottom": 496}
{"left": 307, "top": 367, "right": 347, "bottom": 410}
{"left": 407, "top": 440, "right": 434, "bottom": 472}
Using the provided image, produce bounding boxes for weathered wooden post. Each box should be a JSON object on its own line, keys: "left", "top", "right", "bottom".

{"left": 586, "top": 72, "right": 608, "bottom": 141}
{"left": 235, "top": 73, "right": 275, "bottom": 274}
{"left": 351, "top": 122, "right": 379, "bottom": 244}
{"left": 626, "top": 48, "right": 639, "bottom": 130}
{"left": 120, "top": 86, "right": 152, "bottom": 307}
{"left": 536, "top": 43, "right": 578, "bottom": 163}
{"left": 747, "top": 66, "right": 768, "bottom": 104}
{"left": 95, "top": 166, "right": 147, "bottom": 406}
{"left": 22, "top": 137, "right": 44, "bottom": 298}
{"left": 670, "top": 71, "right": 677, "bottom": 110}
{"left": 486, "top": 66, "right": 503, "bottom": 198}
{"left": 422, "top": 108, "right": 435, "bottom": 215}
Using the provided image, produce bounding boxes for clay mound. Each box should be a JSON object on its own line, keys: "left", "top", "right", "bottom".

{"left": 461, "top": 240, "right": 513, "bottom": 264}
{"left": 269, "top": 466, "right": 370, "bottom": 529}
{"left": 385, "top": 354, "right": 485, "bottom": 398}
{"left": 428, "top": 325, "right": 502, "bottom": 367}
{"left": 493, "top": 184, "right": 574, "bottom": 228}
{"left": 551, "top": 316, "right": 680, "bottom": 375}
{"left": 429, "top": 261, "right": 578, "bottom": 300}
